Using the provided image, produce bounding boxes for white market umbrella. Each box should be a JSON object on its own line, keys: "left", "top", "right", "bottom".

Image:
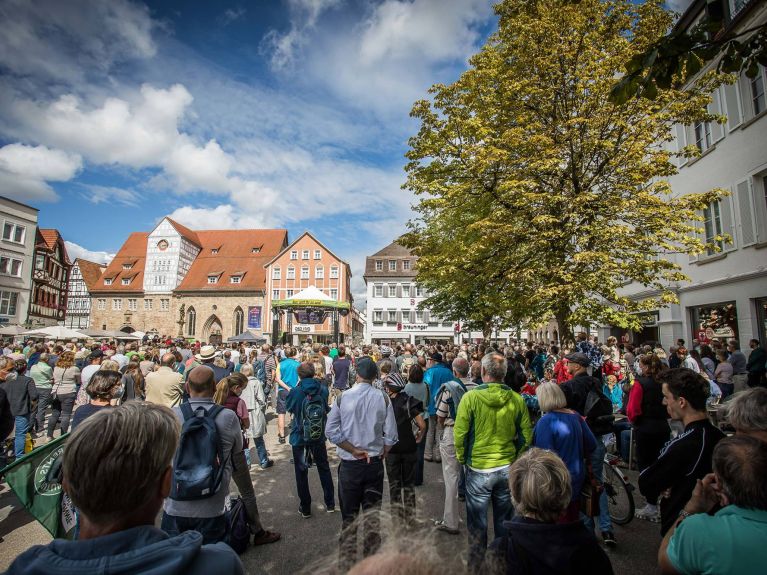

{"left": 0, "top": 325, "right": 29, "bottom": 336}
{"left": 23, "top": 326, "right": 89, "bottom": 340}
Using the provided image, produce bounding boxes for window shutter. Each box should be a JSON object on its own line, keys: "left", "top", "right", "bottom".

{"left": 688, "top": 218, "right": 700, "bottom": 263}
{"left": 423, "top": 310, "right": 430, "bottom": 324}
{"left": 735, "top": 180, "right": 756, "bottom": 247}
{"left": 685, "top": 124, "right": 696, "bottom": 154}
{"left": 738, "top": 74, "right": 753, "bottom": 121}
{"left": 383, "top": 284, "right": 388, "bottom": 298}
{"left": 723, "top": 81, "right": 742, "bottom": 130}
{"left": 709, "top": 89, "right": 725, "bottom": 142}
{"left": 719, "top": 196, "right": 735, "bottom": 252}
{"left": 752, "top": 177, "right": 767, "bottom": 245}
{"left": 675, "top": 124, "right": 687, "bottom": 167}
{"left": 396, "top": 285, "right": 402, "bottom": 298}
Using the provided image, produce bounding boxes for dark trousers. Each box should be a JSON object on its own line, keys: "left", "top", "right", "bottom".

{"left": 384, "top": 451, "right": 417, "bottom": 528}
{"left": 635, "top": 428, "right": 670, "bottom": 472}
{"left": 293, "top": 443, "right": 335, "bottom": 513}
{"left": 47, "top": 392, "right": 76, "bottom": 438}
{"left": 338, "top": 458, "right": 384, "bottom": 570}
{"left": 415, "top": 418, "right": 427, "bottom": 485}
{"left": 34, "top": 388, "right": 52, "bottom": 433}
{"left": 748, "top": 372, "right": 766, "bottom": 388}
{"left": 161, "top": 512, "right": 227, "bottom": 545}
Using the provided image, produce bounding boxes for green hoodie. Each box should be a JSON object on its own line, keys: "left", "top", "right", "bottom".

{"left": 454, "top": 383, "right": 532, "bottom": 470}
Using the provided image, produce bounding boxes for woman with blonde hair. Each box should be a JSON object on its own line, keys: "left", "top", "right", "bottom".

{"left": 532, "top": 383, "right": 596, "bottom": 522}
{"left": 47, "top": 350, "right": 80, "bottom": 439}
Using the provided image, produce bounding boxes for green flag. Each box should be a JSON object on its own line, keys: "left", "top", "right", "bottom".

{"left": 2, "top": 434, "right": 76, "bottom": 539}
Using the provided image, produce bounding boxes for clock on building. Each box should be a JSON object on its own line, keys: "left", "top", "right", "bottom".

{"left": 157, "top": 240, "right": 169, "bottom": 251}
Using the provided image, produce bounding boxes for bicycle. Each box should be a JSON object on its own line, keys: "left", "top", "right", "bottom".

{"left": 602, "top": 453, "right": 635, "bottom": 525}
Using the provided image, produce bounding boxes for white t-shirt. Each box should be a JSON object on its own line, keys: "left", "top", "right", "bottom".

{"left": 80, "top": 364, "right": 101, "bottom": 388}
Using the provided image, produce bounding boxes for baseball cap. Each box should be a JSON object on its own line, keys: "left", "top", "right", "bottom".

{"left": 429, "top": 352, "right": 443, "bottom": 363}
{"left": 355, "top": 356, "right": 378, "bottom": 381}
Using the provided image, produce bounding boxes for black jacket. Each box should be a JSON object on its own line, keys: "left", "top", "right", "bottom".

{"left": 2, "top": 375, "right": 39, "bottom": 417}
{"left": 484, "top": 516, "right": 614, "bottom": 575}
{"left": 0, "top": 386, "right": 14, "bottom": 439}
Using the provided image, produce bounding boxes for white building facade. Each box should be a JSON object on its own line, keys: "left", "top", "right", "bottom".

{"left": 608, "top": 0, "right": 767, "bottom": 349}
{"left": 0, "top": 197, "right": 38, "bottom": 327}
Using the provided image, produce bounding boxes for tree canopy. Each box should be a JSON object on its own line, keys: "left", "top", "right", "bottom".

{"left": 402, "top": 0, "right": 729, "bottom": 343}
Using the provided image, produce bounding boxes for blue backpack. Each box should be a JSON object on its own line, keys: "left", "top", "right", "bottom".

{"left": 253, "top": 359, "right": 268, "bottom": 393}
{"left": 170, "top": 402, "right": 226, "bottom": 501}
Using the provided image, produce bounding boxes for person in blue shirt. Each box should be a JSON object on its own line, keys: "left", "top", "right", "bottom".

{"left": 276, "top": 346, "right": 300, "bottom": 443}
{"left": 285, "top": 362, "right": 335, "bottom": 517}
{"left": 423, "top": 351, "right": 454, "bottom": 463}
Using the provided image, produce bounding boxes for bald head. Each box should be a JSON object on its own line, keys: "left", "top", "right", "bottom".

{"left": 161, "top": 353, "right": 176, "bottom": 367}
{"left": 452, "top": 357, "right": 470, "bottom": 377}
{"left": 187, "top": 366, "right": 215, "bottom": 396}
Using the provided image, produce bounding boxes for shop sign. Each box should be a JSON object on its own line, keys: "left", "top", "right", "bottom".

{"left": 400, "top": 324, "right": 428, "bottom": 331}
{"left": 294, "top": 325, "right": 314, "bottom": 333}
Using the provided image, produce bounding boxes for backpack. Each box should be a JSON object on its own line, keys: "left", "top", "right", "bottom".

{"left": 302, "top": 391, "right": 327, "bottom": 443}
{"left": 347, "top": 359, "right": 357, "bottom": 387}
{"left": 400, "top": 355, "right": 416, "bottom": 379}
{"left": 253, "top": 359, "right": 269, "bottom": 394}
{"left": 441, "top": 379, "right": 468, "bottom": 420}
{"left": 584, "top": 381, "right": 615, "bottom": 436}
{"left": 170, "top": 402, "right": 226, "bottom": 501}
{"left": 226, "top": 496, "right": 250, "bottom": 554}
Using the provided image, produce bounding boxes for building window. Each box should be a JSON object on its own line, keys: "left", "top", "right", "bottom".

{"left": 375, "top": 260, "right": 383, "bottom": 271}
{"left": 373, "top": 310, "right": 383, "bottom": 322}
{"left": 402, "top": 284, "right": 410, "bottom": 297}
{"left": 290, "top": 250, "right": 298, "bottom": 260}
{"left": 403, "top": 259, "right": 411, "bottom": 271}
{"left": 35, "top": 254, "right": 45, "bottom": 270}
{"left": 97, "top": 298, "right": 106, "bottom": 311}
{"left": 2, "top": 223, "right": 25, "bottom": 244}
{"left": 273, "top": 289, "right": 280, "bottom": 300}
{"left": 314, "top": 249, "right": 321, "bottom": 259}
{"left": 121, "top": 278, "right": 131, "bottom": 285}
{"left": 703, "top": 201, "right": 724, "bottom": 255}
{"left": 104, "top": 278, "right": 113, "bottom": 286}
{"left": 234, "top": 307, "right": 245, "bottom": 335}
{"left": 144, "top": 299, "right": 152, "bottom": 310}
{"left": 374, "top": 284, "right": 383, "bottom": 297}
{"left": 388, "top": 310, "right": 397, "bottom": 323}
{"left": 272, "top": 266, "right": 281, "bottom": 280}
{"left": 694, "top": 121, "right": 712, "bottom": 152}
{"left": 751, "top": 71, "right": 766, "bottom": 116}
{"left": 0, "top": 291, "right": 18, "bottom": 315}
{"left": 416, "top": 310, "right": 424, "bottom": 323}
{"left": 302, "top": 250, "right": 310, "bottom": 260}
{"left": 187, "top": 307, "right": 196, "bottom": 336}
{"left": 287, "top": 266, "right": 295, "bottom": 280}
{"left": 160, "top": 299, "right": 169, "bottom": 311}
{"left": 252, "top": 247, "right": 261, "bottom": 253}
{"left": 330, "top": 265, "right": 339, "bottom": 279}
{"left": 112, "top": 299, "right": 122, "bottom": 311}
{"left": 207, "top": 275, "right": 218, "bottom": 284}
{"left": 330, "top": 288, "right": 338, "bottom": 300}
{"left": 122, "top": 263, "right": 132, "bottom": 270}
{"left": 301, "top": 266, "right": 309, "bottom": 279}
{"left": 388, "top": 260, "right": 396, "bottom": 271}
{"left": 388, "top": 284, "right": 397, "bottom": 297}
{"left": 211, "top": 248, "right": 219, "bottom": 254}
{"left": 415, "top": 285, "right": 424, "bottom": 297}
{"left": 315, "top": 265, "right": 324, "bottom": 279}
{"left": 287, "top": 289, "right": 294, "bottom": 298}
{"left": 0, "top": 256, "right": 22, "bottom": 277}
{"left": 230, "top": 275, "right": 241, "bottom": 284}
{"left": 127, "top": 299, "right": 137, "bottom": 311}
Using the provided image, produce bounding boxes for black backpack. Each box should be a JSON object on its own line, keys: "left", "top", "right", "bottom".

{"left": 584, "top": 381, "right": 615, "bottom": 436}
{"left": 302, "top": 390, "right": 327, "bottom": 443}
{"left": 170, "top": 402, "right": 226, "bottom": 500}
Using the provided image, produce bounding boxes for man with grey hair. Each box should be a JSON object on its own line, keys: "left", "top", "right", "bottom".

{"left": 5, "top": 402, "right": 243, "bottom": 574}
{"left": 145, "top": 353, "right": 184, "bottom": 408}
{"left": 434, "top": 356, "right": 475, "bottom": 534}
{"left": 722, "top": 387, "right": 767, "bottom": 443}
{"left": 454, "top": 352, "right": 532, "bottom": 570}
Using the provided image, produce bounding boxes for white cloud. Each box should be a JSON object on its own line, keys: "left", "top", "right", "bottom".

{"left": 0, "top": 144, "right": 82, "bottom": 202}
{"left": 218, "top": 7, "right": 247, "bottom": 26}
{"left": 64, "top": 240, "right": 115, "bottom": 265}
{"left": 82, "top": 185, "right": 141, "bottom": 207}
{"left": 167, "top": 204, "right": 273, "bottom": 230}
{"left": 0, "top": 0, "right": 155, "bottom": 86}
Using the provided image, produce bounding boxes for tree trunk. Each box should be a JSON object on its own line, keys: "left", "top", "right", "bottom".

{"left": 555, "top": 306, "right": 574, "bottom": 347}
{"left": 482, "top": 317, "right": 493, "bottom": 342}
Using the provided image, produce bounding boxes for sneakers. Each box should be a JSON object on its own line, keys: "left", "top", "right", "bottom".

{"left": 434, "top": 520, "right": 459, "bottom": 535}
{"left": 260, "top": 460, "right": 274, "bottom": 469}
{"left": 326, "top": 507, "right": 336, "bottom": 513}
{"left": 601, "top": 531, "right": 617, "bottom": 547}
{"left": 635, "top": 504, "right": 661, "bottom": 523}
{"left": 298, "top": 508, "right": 311, "bottom": 519}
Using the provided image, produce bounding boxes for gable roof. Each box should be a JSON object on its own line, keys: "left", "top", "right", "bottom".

{"left": 89, "top": 233, "right": 149, "bottom": 293}
{"left": 35, "top": 228, "right": 71, "bottom": 265}
{"left": 175, "top": 229, "right": 288, "bottom": 292}
{"left": 364, "top": 238, "right": 417, "bottom": 279}
{"left": 370, "top": 237, "right": 412, "bottom": 258}
{"left": 262, "top": 231, "right": 352, "bottom": 274}
{"left": 75, "top": 259, "right": 107, "bottom": 291}
{"left": 165, "top": 217, "right": 201, "bottom": 248}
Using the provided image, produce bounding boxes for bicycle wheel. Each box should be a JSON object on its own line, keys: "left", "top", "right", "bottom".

{"left": 603, "top": 462, "right": 634, "bottom": 525}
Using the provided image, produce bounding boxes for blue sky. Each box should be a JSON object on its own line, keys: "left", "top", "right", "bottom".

{"left": 0, "top": 0, "right": 501, "bottom": 306}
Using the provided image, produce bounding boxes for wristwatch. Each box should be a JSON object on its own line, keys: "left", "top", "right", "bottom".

{"left": 678, "top": 509, "right": 694, "bottom": 521}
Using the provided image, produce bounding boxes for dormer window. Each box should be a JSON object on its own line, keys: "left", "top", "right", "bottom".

{"left": 251, "top": 246, "right": 261, "bottom": 253}
{"left": 123, "top": 263, "right": 133, "bottom": 270}
{"left": 211, "top": 248, "right": 219, "bottom": 254}
{"left": 230, "top": 276, "right": 241, "bottom": 284}
{"left": 121, "top": 278, "right": 131, "bottom": 286}
{"left": 104, "top": 278, "right": 113, "bottom": 286}
{"left": 208, "top": 275, "right": 219, "bottom": 284}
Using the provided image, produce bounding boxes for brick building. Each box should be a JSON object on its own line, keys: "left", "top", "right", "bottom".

{"left": 89, "top": 217, "right": 288, "bottom": 343}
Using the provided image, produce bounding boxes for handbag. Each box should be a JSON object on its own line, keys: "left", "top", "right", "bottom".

{"left": 50, "top": 367, "right": 66, "bottom": 402}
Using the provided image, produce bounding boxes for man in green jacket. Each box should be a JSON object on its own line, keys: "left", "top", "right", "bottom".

{"left": 454, "top": 352, "right": 532, "bottom": 571}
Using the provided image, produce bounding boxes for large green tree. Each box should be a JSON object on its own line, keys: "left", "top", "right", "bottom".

{"left": 403, "top": 0, "right": 728, "bottom": 343}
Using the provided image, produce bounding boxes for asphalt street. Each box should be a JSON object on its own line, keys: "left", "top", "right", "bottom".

{"left": 0, "top": 414, "right": 663, "bottom": 574}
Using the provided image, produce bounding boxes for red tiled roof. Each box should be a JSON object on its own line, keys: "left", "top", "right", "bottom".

{"left": 176, "top": 229, "right": 288, "bottom": 292}
{"left": 36, "top": 228, "right": 71, "bottom": 265}
{"left": 166, "top": 218, "right": 201, "bottom": 248}
{"left": 76, "top": 259, "right": 107, "bottom": 291}
{"left": 89, "top": 233, "right": 148, "bottom": 293}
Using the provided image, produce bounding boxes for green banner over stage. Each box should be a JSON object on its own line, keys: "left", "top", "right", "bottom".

{"left": 2, "top": 434, "right": 76, "bottom": 539}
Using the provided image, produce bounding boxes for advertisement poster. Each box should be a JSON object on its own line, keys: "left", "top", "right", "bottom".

{"left": 247, "top": 306, "right": 262, "bottom": 329}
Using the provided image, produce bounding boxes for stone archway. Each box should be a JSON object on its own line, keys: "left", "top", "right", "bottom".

{"left": 203, "top": 314, "right": 223, "bottom": 345}
{"left": 119, "top": 325, "right": 135, "bottom": 333}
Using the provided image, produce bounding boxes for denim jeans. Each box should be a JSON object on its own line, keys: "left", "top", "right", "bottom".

{"left": 254, "top": 436, "right": 269, "bottom": 466}
{"left": 583, "top": 436, "right": 612, "bottom": 533}
{"left": 465, "top": 465, "right": 512, "bottom": 571}
{"left": 293, "top": 443, "right": 335, "bottom": 513}
{"left": 161, "top": 512, "right": 228, "bottom": 545}
{"left": 34, "top": 388, "right": 52, "bottom": 433}
{"left": 613, "top": 420, "right": 632, "bottom": 463}
{"left": 47, "top": 392, "right": 76, "bottom": 438}
{"left": 14, "top": 415, "right": 29, "bottom": 458}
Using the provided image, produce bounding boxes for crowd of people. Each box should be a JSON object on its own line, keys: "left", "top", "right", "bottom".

{"left": 0, "top": 332, "right": 766, "bottom": 574}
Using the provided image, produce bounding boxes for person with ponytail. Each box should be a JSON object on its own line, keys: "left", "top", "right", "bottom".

{"left": 214, "top": 373, "right": 281, "bottom": 546}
